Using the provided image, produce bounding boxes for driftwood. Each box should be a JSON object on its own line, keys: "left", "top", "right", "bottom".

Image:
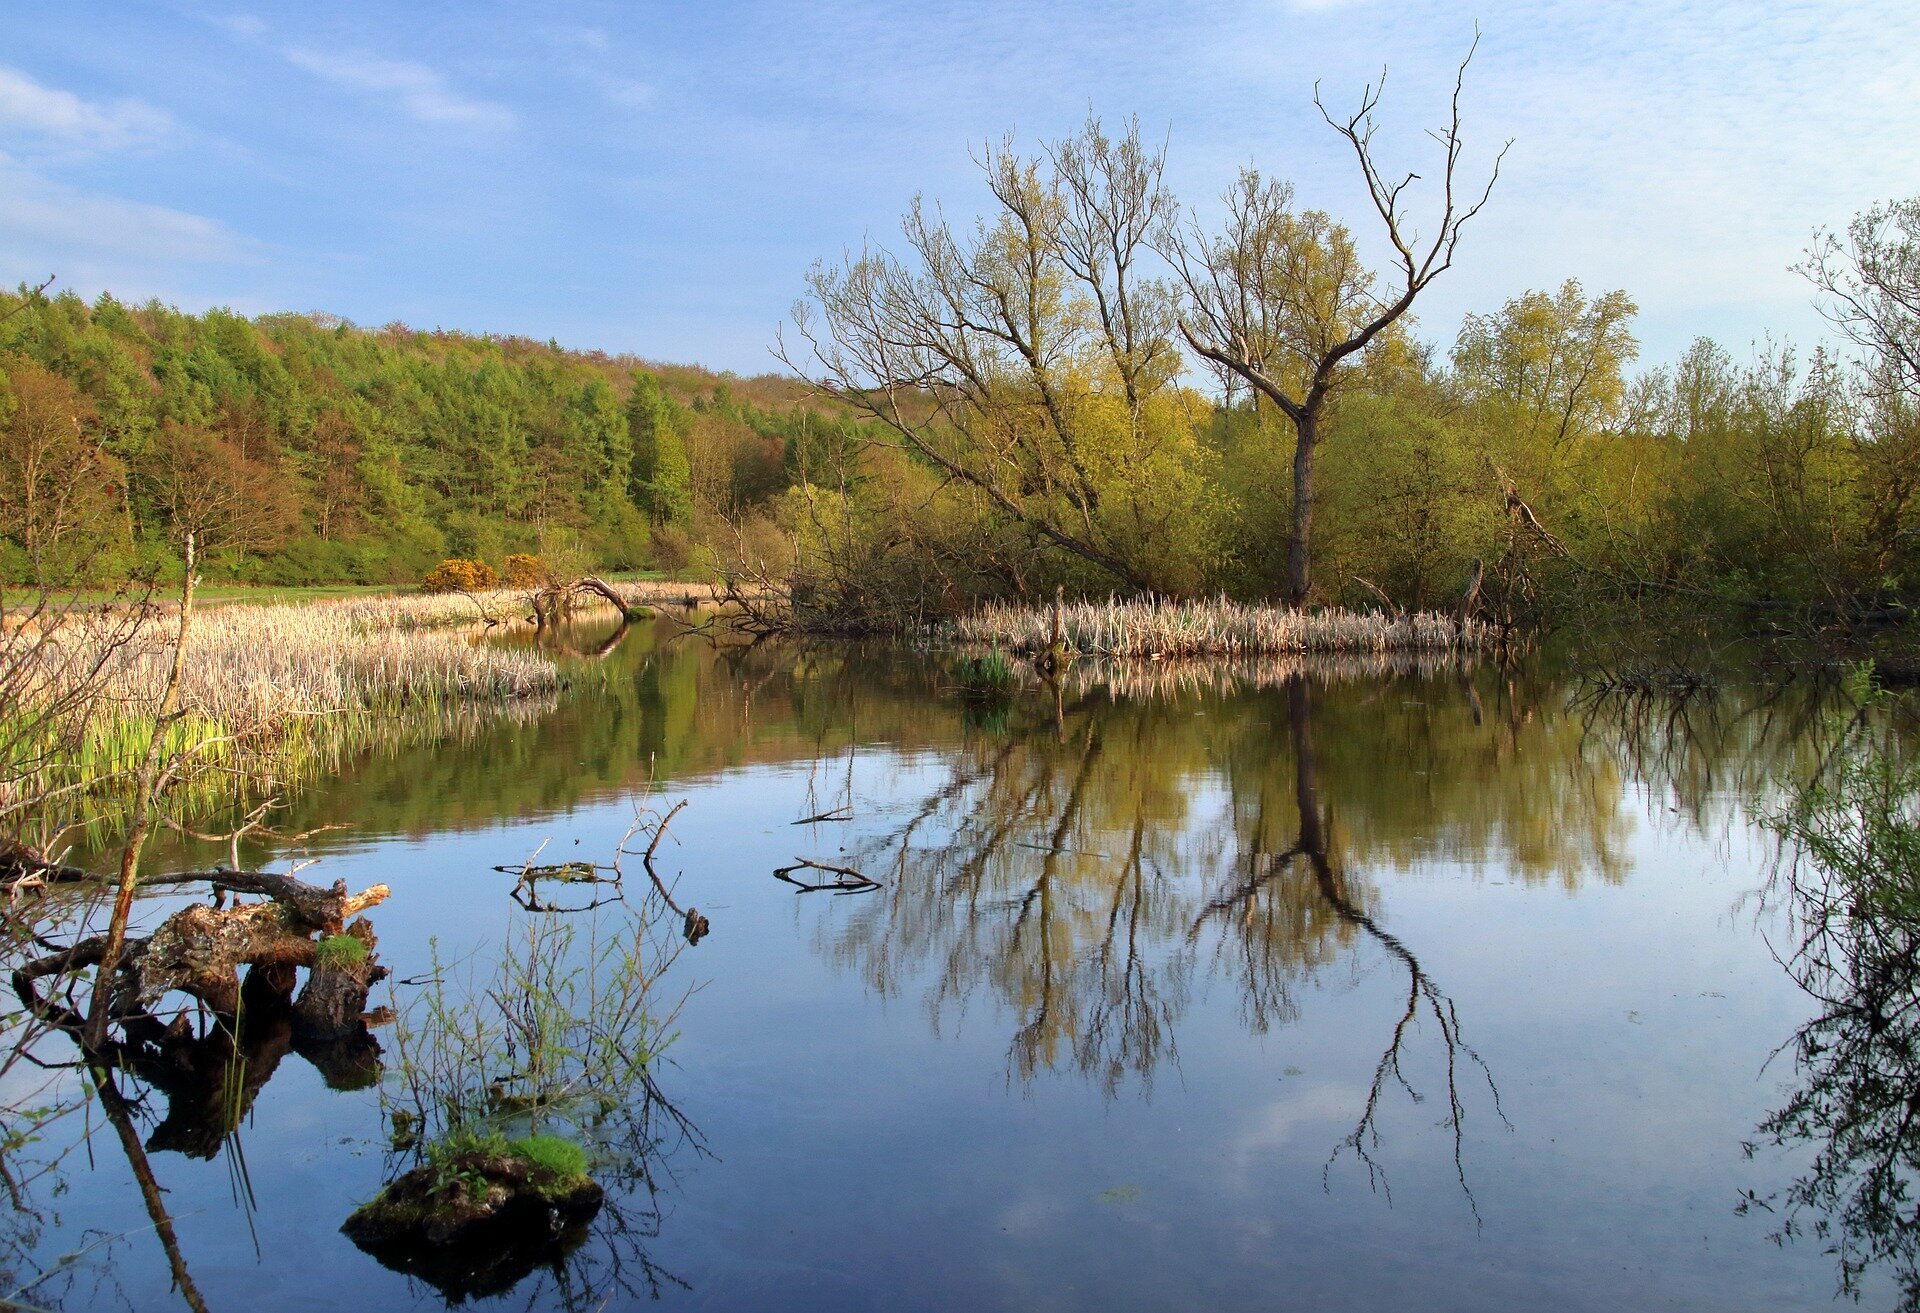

{"left": 12, "top": 869, "right": 390, "bottom": 1040}
{"left": 530, "top": 575, "right": 654, "bottom": 631}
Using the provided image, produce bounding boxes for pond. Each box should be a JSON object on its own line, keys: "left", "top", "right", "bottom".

{"left": 0, "top": 617, "right": 1904, "bottom": 1311}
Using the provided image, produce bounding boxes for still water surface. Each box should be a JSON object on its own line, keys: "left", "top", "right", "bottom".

{"left": 3, "top": 620, "right": 1894, "bottom": 1310}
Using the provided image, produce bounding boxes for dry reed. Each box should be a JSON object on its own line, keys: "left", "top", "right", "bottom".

{"left": 951, "top": 597, "right": 1489, "bottom": 659}
{"left": 8, "top": 593, "right": 562, "bottom": 815}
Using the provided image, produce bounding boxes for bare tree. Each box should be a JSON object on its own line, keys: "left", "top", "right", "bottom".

{"left": 1166, "top": 39, "right": 1507, "bottom": 604}
{"left": 1802, "top": 196, "right": 1920, "bottom": 405}
{"left": 783, "top": 117, "right": 1188, "bottom": 593}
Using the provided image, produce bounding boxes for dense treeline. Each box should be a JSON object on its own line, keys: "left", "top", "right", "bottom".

{"left": 3, "top": 167, "right": 1915, "bottom": 632}
{"left": 781, "top": 104, "right": 1920, "bottom": 634}
{"left": 0, "top": 293, "right": 865, "bottom": 585}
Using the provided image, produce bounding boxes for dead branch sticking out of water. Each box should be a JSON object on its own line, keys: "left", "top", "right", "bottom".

{"left": 791, "top": 806, "right": 853, "bottom": 825}
{"left": 774, "top": 858, "right": 880, "bottom": 894}
{"left": 500, "top": 798, "right": 705, "bottom": 940}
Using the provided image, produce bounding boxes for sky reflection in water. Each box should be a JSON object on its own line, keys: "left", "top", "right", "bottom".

{"left": 0, "top": 620, "right": 1895, "bottom": 1311}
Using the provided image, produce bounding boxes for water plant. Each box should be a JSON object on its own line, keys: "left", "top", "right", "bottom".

{"left": 2, "top": 592, "right": 570, "bottom": 826}
{"left": 950, "top": 647, "right": 1017, "bottom": 698}
{"left": 510, "top": 1134, "right": 590, "bottom": 1186}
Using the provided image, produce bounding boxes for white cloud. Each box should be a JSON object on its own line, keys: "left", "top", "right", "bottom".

{"left": 285, "top": 48, "right": 515, "bottom": 129}
{"left": 596, "top": 76, "right": 655, "bottom": 111}
{"left": 0, "top": 153, "right": 254, "bottom": 295}
{"left": 1223, "top": 1082, "right": 1367, "bottom": 1189}
{"left": 0, "top": 65, "right": 175, "bottom": 154}
{"left": 214, "top": 12, "right": 268, "bottom": 39}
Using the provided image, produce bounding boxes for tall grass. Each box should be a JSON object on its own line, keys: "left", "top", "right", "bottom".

{"left": 951, "top": 597, "right": 1489, "bottom": 658}
{"left": 5, "top": 594, "right": 562, "bottom": 821}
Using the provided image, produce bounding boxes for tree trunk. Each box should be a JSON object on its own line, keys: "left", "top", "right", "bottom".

{"left": 1286, "top": 415, "right": 1319, "bottom": 607}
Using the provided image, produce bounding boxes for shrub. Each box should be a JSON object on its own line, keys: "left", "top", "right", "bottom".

{"left": 422, "top": 558, "right": 499, "bottom": 593}
{"left": 649, "top": 524, "right": 694, "bottom": 575}
{"left": 501, "top": 553, "right": 548, "bottom": 588}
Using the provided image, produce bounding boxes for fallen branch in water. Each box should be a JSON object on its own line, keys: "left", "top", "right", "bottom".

{"left": 774, "top": 858, "right": 880, "bottom": 894}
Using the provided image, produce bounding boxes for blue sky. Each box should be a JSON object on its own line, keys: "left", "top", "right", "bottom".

{"left": 2, "top": 1, "right": 1916, "bottom": 374}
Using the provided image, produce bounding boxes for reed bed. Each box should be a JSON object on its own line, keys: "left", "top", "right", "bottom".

{"left": 951, "top": 597, "right": 1489, "bottom": 658}
{"left": 7, "top": 594, "right": 561, "bottom": 817}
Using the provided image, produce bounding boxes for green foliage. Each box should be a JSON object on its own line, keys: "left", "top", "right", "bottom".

{"left": 387, "top": 908, "right": 677, "bottom": 1164}
{"left": 10, "top": 184, "right": 1920, "bottom": 621}
{"left": 425, "top": 1128, "right": 512, "bottom": 1200}
{"left": 0, "top": 295, "right": 850, "bottom": 586}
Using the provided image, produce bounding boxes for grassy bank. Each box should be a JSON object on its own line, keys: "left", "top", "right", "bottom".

{"left": 951, "top": 598, "right": 1489, "bottom": 659}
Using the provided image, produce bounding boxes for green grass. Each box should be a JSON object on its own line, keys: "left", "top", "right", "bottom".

{"left": 509, "top": 1134, "right": 590, "bottom": 1183}
{"left": 314, "top": 933, "right": 370, "bottom": 970}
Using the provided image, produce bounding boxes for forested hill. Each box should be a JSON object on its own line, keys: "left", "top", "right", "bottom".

{"left": 0, "top": 286, "right": 863, "bottom": 584}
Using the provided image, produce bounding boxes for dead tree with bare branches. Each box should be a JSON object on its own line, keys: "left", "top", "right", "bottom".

{"left": 1165, "top": 39, "right": 1508, "bottom": 605}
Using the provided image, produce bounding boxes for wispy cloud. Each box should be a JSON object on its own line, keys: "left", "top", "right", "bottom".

{"left": 0, "top": 66, "right": 175, "bottom": 154}
{"left": 592, "top": 75, "right": 655, "bottom": 111}
{"left": 285, "top": 48, "right": 515, "bottom": 129}
{"left": 212, "top": 12, "right": 268, "bottom": 40}
{"left": 0, "top": 151, "right": 254, "bottom": 291}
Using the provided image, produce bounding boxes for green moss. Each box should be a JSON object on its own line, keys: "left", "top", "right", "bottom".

{"left": 509, "top": 1134, "right": 590, "bottom": 1184}
{"left": 314, "top": 933, "right": 369, "bottom": 970}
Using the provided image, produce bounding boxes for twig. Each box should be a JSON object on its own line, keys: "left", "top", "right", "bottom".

{"left": 773, "top": 858, "right": 880, "bottom": 893}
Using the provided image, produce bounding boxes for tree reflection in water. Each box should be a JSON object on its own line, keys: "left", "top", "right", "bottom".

{"left": 821, "top": 660, "right": 1514, "bottom": 1195}
{"left": 1193, "top": 676, "right": 1505, "bottom": 1210}
{"left": 1750, "top": 696, "right": 1920, "bottom": 1309}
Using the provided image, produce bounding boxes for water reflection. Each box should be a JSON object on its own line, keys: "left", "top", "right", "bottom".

{"left": 1746, "top": 699, "right": 1920, "bottom": 1310}
{"left": 6, "top": 617, "right": 1905, "bottom": 1311}
{"left": 1, "top": 867, "right": 699, "bottom": 1311}
{"left": 814, "top": 669, "right": 1512, "bottom": 1211}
